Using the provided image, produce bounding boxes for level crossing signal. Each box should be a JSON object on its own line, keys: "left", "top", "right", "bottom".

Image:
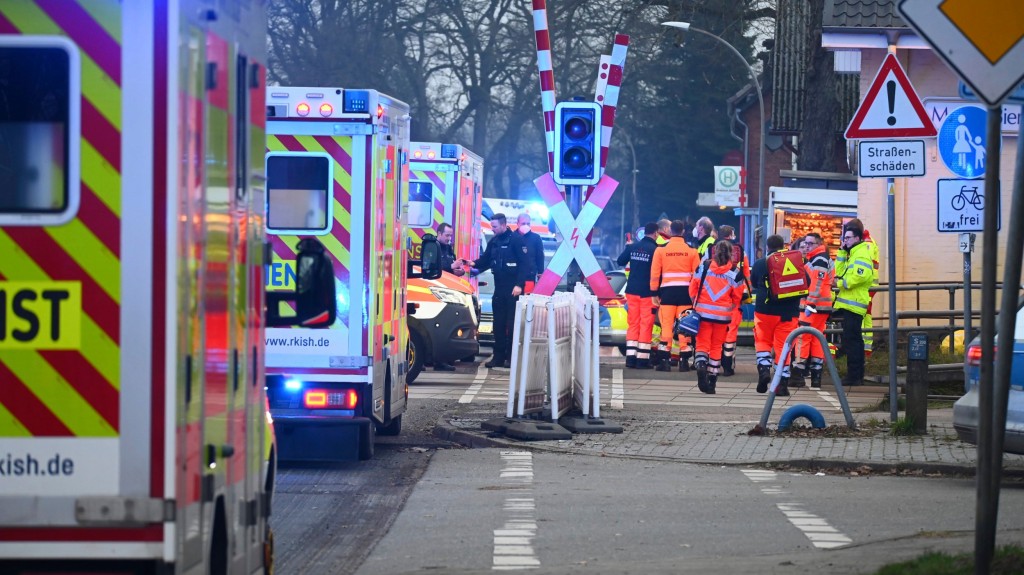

{"left": 553, "top": 101, "right": 602, "bottom": 186}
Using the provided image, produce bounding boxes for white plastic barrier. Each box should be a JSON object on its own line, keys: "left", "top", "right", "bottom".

{"left": 572, "top": 284, "right": 601, "bottom": 418}
{"left": 506, "top": 286, "right": 601, "bottom": 421}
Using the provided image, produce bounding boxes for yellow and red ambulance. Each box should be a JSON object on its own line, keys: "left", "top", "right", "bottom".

{"left": 264, "top": 87, "right": 440, "bottom": 460}
{"left": 0, "top": 2, "right": 310, "bottom": 573}
{"left": 405, "top": 142, "right": 482, "bottom": 380}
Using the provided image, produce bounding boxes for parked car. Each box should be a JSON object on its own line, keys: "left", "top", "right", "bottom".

{"left": 953, "top": 297, "right": 1024, "bottom": 453}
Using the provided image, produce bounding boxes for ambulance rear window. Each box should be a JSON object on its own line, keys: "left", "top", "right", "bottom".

{"left": 408, "top": 181, "right": 433, "bottom": 227}
{"left": 266, "top": 153, "right": 332, "bottom": 235}
{"left": 0, "top": 41, "right": 80, "bottom": 225}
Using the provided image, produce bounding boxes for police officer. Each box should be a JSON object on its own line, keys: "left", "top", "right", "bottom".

{"left": 472, "top": 213, "right": 527, "bottom": 369}
{"left": 617, "top": 222, "right": 659, "bottom": 369}
{"left": 516, "top": 213, "right": 545, "bottom": 292}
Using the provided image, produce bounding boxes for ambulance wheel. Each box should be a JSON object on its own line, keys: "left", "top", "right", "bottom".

{"left": 378, "top": 414, "right": 402, "bottom": 436}
{"left": 358, "top": 421, "right": 376, "bottom": 460}
{"left": 407, "top": 331, "right": 427, "bottom": 383}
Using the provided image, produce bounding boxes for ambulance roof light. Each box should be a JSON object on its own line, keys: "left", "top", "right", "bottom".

{"left": 296, "top": 102, "right": 311, "bottom": 117}
{"left": 319, "top": 102, "right": 333, "bottom": 117}
{"left": 413, "top": 150, "right": 423, "bottom": 158}
{"left": 343, "top": 90, "right": 370, "bottom": 113}
{"left": 376, "top": 104, "right": 384, "bottom": 118}
{"left": 427, "top": 151, "right": 436, "bottom": 159}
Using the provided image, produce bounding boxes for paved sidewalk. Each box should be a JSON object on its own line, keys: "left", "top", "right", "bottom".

{"left": 435, "top": 358, "right": 1024, "bottom": 475}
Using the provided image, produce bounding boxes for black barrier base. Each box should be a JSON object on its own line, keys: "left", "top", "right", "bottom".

{"left": 481, "top": 417, "right": 515, "bottom": 434}
{"left": 558, "top": 415, "right": 623, "bottom": 434}
{"left": 499, "top": 420, "right": 573, "bottom": 441}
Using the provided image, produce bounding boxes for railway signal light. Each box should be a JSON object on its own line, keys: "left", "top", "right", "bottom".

{"left": 553, "top": 101, "right": 601, "bottom": 186}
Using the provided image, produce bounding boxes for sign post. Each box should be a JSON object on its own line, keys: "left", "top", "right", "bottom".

{"left": 845, "top": 52, "right": 936, "bottom": 425}
{"left": 898, "top": 1, "right": 1024, "bottom": 569}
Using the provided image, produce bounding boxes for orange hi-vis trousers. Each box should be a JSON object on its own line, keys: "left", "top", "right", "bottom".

{"left": 722, "top": 304, "right": 743, "bottom": 361}
{"left": 796, "top": 312, "right": 829, "bottom": 362}
{"left": 754, "top": 313, "right": 797, "bottom": 375}
{"left": 695, "top": 321, "right": 729, "bottom": 374}
{"left": 657, "top": 304, "right": 692, "bottom": 357}
{"left": 625, "top": 294, "right": 655, "bottom": 362}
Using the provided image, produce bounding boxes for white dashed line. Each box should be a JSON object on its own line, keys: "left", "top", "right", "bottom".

{"left": 742, "top": 470, "right": 853, "bottom": 549}
{"left": 611, "top": 369, "right": 624, "bottom": 409}
{"left": 459, "top": 365, "right": 490, "bottom": 404}
{"left": 816, "top": 389, "right": 844, "bottom": 411}
{"left": 494, "top": 451, "right": 539, "bottom": 570}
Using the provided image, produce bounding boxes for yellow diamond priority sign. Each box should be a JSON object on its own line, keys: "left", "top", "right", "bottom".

{"left": 898, "top": 0, "right": 1024, "bottom": 105}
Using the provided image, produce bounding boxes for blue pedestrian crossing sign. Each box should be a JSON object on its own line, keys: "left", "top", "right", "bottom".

{"left": 938, "top": 105, "right": 991, "bottom": 178}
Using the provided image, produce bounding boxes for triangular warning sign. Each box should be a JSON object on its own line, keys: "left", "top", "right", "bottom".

{"left": 781, "top": 257, "right": 801, "bottom": 276}
{"left": 845, "top": 53, "right": 937, "bottom": 139}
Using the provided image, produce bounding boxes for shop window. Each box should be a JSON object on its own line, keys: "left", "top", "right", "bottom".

{"left": 408, "top": 181, "right": 433, "bottom": 227}
{"left": 0, "top": 39, "right": 80, "bottom": 226}
{"left": 266, "top": 152, "right": 332, "bottom": 235}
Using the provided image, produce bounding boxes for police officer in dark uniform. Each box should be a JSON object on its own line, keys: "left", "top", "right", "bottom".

{"left": 472, "top": 213, "right": 528, "bottom": 368}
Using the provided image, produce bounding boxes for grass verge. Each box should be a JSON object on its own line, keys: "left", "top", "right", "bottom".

{"left": 874, "top": 544, "right": 1024, "bottom": 574}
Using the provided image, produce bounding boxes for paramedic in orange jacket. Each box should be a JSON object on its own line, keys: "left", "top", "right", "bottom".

{"left": 749, "top": 234, "right": 802, "bottom": 396}
{"left": 650, "top": 219, "right": 701, "bottom": 372}
{"left": 716, "top": 225, "right": 750, "bottom": 376}
{"left": 793, "top": 233, "right": 834, "bottom": 388}
{"left": 690, "top": 241, "right": 745, "bottom": 394}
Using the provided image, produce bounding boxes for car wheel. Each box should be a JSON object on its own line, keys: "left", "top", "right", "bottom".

{"left": 407, "top": 330, "right": 427, "bottom": 383}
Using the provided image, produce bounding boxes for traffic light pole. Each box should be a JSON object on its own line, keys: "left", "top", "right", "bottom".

{"left": 566, "top": 184, "right": 584, "bottom": 288}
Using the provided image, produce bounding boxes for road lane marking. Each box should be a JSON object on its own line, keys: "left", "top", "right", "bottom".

{"left": 816, "top": 389, "right": 844, "bottom": 411}
{"left": 742, "top": 470, "right": 853, "bottom": 549}
{"left": 494, "top": 451, "right": 539, "bottom": 570}
{"left": 611, "top": 369, "right": 624, "bottom": 409}
{"left": 459, "top": 364, "right": 489, "bottom": 403}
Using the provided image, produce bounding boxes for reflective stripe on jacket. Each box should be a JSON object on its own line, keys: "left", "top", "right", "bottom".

{"left": 697, "top": 235, "right": 715, "bottom": 262}
{"left": 689, "top": 260, "right": 745, "bottom": 323}
{"left": 650, "top": 237, "right": 701, "bottom": 291}
{"left": 834, "top": 241, "right": 873, "bottom": 315}
{"left": 804, "top": 246, "right": 834, "bottom": 311}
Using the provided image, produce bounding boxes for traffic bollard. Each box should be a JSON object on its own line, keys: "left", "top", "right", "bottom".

{"left": 906, "top": 331, "right": 929, "bottom": 434}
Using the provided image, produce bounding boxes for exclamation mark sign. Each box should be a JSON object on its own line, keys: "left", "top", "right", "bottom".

{"left": 886, "top": 80, "right": 897, "bottom": 126}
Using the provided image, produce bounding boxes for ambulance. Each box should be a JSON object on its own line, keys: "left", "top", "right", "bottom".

{"left": 264, "top": 87, "right": 441, "bottom": 460}
{"left": 0, "top": 2, "right": 319, "bottom": 573}
{"left": 405, "top": 142, "right": 482, "bottom": 381}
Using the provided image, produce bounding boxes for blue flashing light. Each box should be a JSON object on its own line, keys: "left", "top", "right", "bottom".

{"left": 343, "top": 90, "right": 370, "bottom": 113}
{"left": 285, "top": 379, "right": 303, "bottom": 391}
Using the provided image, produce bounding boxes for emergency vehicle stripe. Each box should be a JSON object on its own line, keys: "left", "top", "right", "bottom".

{"left": 76, "top": 0, "right": 121, "bottom": 42}
{"left": 80, "top": 140, "right": 122, "bottom": 216}
{"left": 82, "top": 97, "right": 122, "bottom": 172}
{"left": 45, "top": 220, "right": 120, "bottom": 301}
{"left": 2, "top": 229, "right": 120, "bottom": 335}
{"left": 0, "top": 3, "right": 122, "bottom": 131}
{"left": 0, "top": 401, "right": 31, "bottom": 437}
{"left": 0, "top": 232, "right": 120, "bottom": 385}
{"left": 0, "top": 362, "right": 72, "bottom": 436}
{"left": 37, "top": 0, "right": 121, "bottom": 85}
{"left": 1, "top": 351, "right": 114, "bottom": 436}
{"left": 0, "top": 11, "right": 16, "bottom": 33}
{"left": 78, "top": 183, "right": 121, "bottom": 256}
{"left": 39, "top": 351, "right": 118, "bottom": 429}
{"left": 269, "top": 135, "right": 354, "bottom": 266}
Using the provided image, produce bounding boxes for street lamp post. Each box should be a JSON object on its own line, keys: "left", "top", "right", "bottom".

{"left": 661, "top": 21, "right": 766, "bottom": 253}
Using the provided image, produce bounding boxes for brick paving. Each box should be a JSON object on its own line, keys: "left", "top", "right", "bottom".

{"left": 429, "top": 351, "right": 1024, "bottom": 474}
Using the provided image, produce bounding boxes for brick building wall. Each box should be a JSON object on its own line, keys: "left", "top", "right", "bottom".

{"left": 856, "top": 48, "right": 1020, "bottom": 332}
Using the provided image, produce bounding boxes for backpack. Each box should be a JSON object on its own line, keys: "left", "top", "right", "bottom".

{"left": 766, "top": 249, "right": 808, "bottom": 300}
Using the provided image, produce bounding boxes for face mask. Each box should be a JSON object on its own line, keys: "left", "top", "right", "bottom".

{"left": 519, "top": 224, "right": 531, "bottom": 234}
{"left": 692, "top": 227, "right": 700, "bottom": 238}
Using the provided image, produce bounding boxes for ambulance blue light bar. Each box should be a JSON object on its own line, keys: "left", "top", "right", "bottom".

{"left": 344, "top": 90, "right": 370, "bottom": 113}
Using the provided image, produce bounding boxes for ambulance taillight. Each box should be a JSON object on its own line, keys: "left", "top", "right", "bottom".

{"left": 303, "top": 389, "right": 358, "bottom": 409}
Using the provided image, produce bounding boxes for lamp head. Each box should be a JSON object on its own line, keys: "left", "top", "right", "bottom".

{"left": 660, "top": 21, "right": 691, "bottom": 32}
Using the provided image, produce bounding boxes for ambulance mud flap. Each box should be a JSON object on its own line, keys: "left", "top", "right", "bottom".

{"left": 274, "top": 417, "right": 368, "bottom": 462}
